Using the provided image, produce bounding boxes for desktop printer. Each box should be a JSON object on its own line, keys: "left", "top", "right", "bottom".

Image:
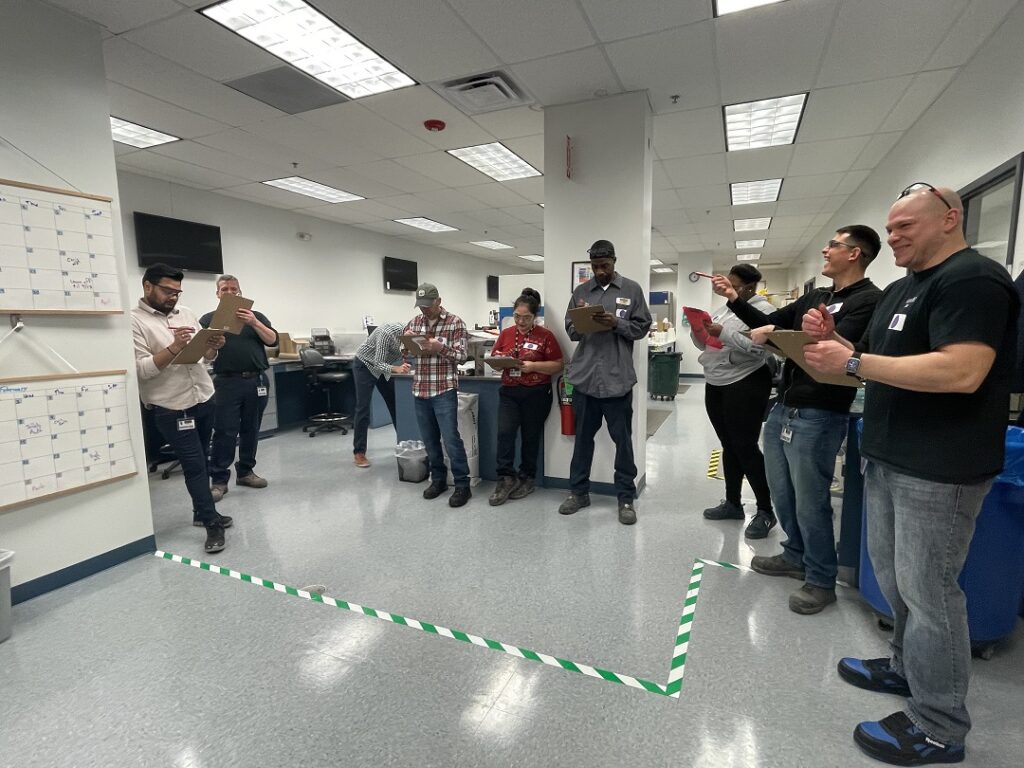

{"left": 310, "top": 328, "right": 335, "bottom": 355}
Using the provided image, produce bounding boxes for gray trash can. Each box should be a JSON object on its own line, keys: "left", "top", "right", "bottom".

{"left": 395, "top": 441, "right": 429, "bottom": 483}
{"left": 0, "top": 549, "right": 13, "bottom": 644}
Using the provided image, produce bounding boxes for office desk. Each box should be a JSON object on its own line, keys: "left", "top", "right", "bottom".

{"left": 267, "top": 356, "right": 356, "bottom": 431}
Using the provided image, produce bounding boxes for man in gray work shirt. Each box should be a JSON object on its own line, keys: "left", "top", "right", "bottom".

{"left": 559, "top": 239, "right": 652, "bottom": 525}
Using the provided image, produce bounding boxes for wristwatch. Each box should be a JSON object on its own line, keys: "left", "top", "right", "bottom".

{"left": 845, "top": 351, "right": 863, "bottom": 380}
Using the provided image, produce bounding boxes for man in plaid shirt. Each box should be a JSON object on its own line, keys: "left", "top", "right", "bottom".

{"left": 404, "top": 283, "right": 472, "bottom": 507}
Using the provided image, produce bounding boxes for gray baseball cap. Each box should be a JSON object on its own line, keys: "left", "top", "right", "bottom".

{"left": 414, "top": 282, "right": 440, "bottom": 307}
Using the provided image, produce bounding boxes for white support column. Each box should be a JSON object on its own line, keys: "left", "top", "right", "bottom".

{"left": 542, "top": 92, "right": 653, "bottom": 494}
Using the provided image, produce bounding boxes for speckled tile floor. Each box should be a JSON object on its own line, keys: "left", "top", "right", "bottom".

{"left": 1, "top": 383, "right": 1021, "bottom": 767}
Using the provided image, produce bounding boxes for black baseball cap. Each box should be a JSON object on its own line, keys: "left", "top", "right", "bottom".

{"left": 587, "top": 239, "right": 616, "bottom": 259}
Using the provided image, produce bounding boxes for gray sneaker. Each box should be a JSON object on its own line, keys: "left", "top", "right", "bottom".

{"left": 488, "top": 476, "right": 517, "bottom": 506}
{"left": 210, "top": 484, "right": 228, "bottom": 502}
{"left": 750, "top": 553, "right": 806, "bottom": 580}
{"left": 558, "top": 493, "right": 591, "bottom": 515}
{"left": 508, "top": 477, "right": 535, "bottom": 500}
{"left": 789, "top": 584, "right": 837, "bottom": 615}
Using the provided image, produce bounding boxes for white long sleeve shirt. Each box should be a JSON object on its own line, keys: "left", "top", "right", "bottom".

{"left": 131, "top": 299, "right": 214, "bottom": 411}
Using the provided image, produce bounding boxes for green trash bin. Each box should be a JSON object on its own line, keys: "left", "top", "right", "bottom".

{"left": 648, "top": 352, "right": 682, "bottom": 400}
{"left": 0, "top": 549, "right": 12, "bottom": 644}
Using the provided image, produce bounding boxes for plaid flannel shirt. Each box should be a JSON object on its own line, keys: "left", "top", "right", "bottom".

{"left": 404, "top": 310, "right": 468, "bottom": 398}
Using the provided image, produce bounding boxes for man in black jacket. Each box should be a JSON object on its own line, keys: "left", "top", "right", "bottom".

{"left": 711, "top": 225, "right": 882, "bottom": 614}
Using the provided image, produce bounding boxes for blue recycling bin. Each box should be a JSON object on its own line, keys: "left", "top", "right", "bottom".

{"left": 859, "top": 426, "right": 1024, "bottom": 645}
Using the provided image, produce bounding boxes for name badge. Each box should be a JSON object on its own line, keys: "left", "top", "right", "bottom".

{"left": 257, "top": 386, "right": 268, "bottom": 397}
{"left": 826, "top": 302, "right": 843, "bottom": 315}
{"left": 523, "top": 342, "right": 539, "bottom": 351}
{"left": 780, "top": 426, "right": 793, "bottom": 444}
{"left": 615, "top": 308, "right": 628, "bottom": 318}
{"left": 616, "top": 297, "right": 631, "bottom": 306}
{"left": 888, "top": 313, "right": 907, "bottom": 332}
{"left": 509, "top": 367, "right": 522, "bottom": 378}
{"left": 177, "top": 418, "right": 195, "bottom": 431}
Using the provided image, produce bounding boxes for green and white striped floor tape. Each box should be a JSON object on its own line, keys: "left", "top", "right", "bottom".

{"left": 155, "top": 550, "right": 751, "bottom": 700}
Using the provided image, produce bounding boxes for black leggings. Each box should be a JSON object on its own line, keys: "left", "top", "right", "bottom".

{"left": 704, "top": 365, "right": 773, "bottom": 512}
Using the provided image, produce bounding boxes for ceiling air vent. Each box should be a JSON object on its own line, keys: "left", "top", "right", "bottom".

{"left": 430, "top": 71, "right": 532, "bottom": 115}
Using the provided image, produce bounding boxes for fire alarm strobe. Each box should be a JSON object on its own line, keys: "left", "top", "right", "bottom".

{"left": 423, "top": 119, "right": 446, "bottom": 132}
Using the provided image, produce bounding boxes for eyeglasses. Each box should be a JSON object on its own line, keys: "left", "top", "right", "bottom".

{"left": 153, "top": 284, "right": 183, "bottom": 297}
{"left": 513, "top": 313, "right": 534, "bottom": 322}
{"left": 897, "top": 182, "right": 952, "bottom": 210}
{"left": 825, "top": 239, "right": 856, "bottom": 251}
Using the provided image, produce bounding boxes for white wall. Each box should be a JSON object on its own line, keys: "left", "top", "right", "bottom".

{"left": 792, "top": 1, "right": 1024, "bottom": 289}
{"left": 0, "top": 1, "right": 154, "bottom": 587}
{"left": 119, "top": 172, "right": 523, "bottom": 334}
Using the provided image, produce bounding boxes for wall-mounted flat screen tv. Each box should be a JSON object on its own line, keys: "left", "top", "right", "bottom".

{"left": 134, "top": 211, "right": 224, "bottom": 274}
{"left": 383, "top": 256, "right": 418, "bottom": 291}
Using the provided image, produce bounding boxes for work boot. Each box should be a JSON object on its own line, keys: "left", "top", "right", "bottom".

{"left": 618, "top": 501, "right": 637, "bottom": 525}
{"left": 789, "top": 583, "right": 837, "bottom": 615}
{"left": 750, "top": 553, "right": 806, "bottom": 579}
{"left": 210, "top": 483, "right": 228, "bottom": 502}
{"left": 204, "top": 525, "right": 225, "bottom": 554}
{"left": 236, "top": 473, "right": 268, "bottom": 488}
{"left": 423, "top": 482, "right": 448, "bottom": 500}
{"left": 353, "top": 453, "right": 370, "bottom": 468}
{"left": 449, "top": 487, "right": 472, "bottom": 508}
{"left": 508, "top": 477, "right": 535, "bottom": 500}
{"left": 558, "top": 493, "right": 591, "bottom": 515}
{"left": 703, "top": 499, "right": 744, "bottom": 520}
{"left": 193, "top": 514, "right": 232, "bottom": 528}
{"left": 488, "top": 476, "right": 517, "bottom": 506}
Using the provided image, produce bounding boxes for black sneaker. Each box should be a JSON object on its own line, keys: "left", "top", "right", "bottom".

{"left": 193, "top": 514, "right": 233, "bottom": 528}
{"left": 750, "top": 553, "right": 806, "bottom": 580}
{"left": 838, "top": 657, "right": 911, "bottom": 697}
{"left": 618, "top": 502, "right": 637, "bottom": 525}
{"left": 703, "top": 499, "right": 744, "bottom": 520}
{"left": 744, "top": 509, "right": 776, "bottom": 539}
{"left": 558, "top": 493, "right": 590, "bottom": 515}
{"left": 508, "top": 477, "right": 535, "bottom": 500}
{"left": 449, "top": 486, "right": 472, "bottom": 507}
{"left": 854, "top": 712, "right": 964, "bottom": 766}
{"left": 423, "top": 482, "right": 448, "bottom": 500}
{"left": 204, "top": 525, "right": 225, "bottom": 554}
{"left": 488, "top": 476, "right": 516, "bottom": 506}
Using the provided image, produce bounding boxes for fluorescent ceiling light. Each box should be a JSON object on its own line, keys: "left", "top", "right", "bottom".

{"left": 518, "top": 254, "right": 544, "bottom": 262}
{"left": 725, "top": 93, "right": 806, "bottom": 151}
{"left": 109, "top": 116, "right": 179, "bottom": 148}
{"left": 447, "top": 142, "right": 541, "bottom": 182}
{"left": 537, "top": 203, "right": 544, "bottom": 208}
{"left": 394, "top": 217, "right": 458, "bottom": 232}
{"left": 736, "top": 239, "right": 766, "bottom": 248}
{"left": 262, "top": 176, "right": 363, "bottom": 202}
{"left": 731, "top": 179, "right": 782, "bottom": 205}
{"left": 736, "top": 253, "right": 761, "bottom": 261}
{"left": 734, "top": 217, "right": 772, "bottom": 231}
{"left": 650, "top": 259, "right": 663, "bottom": 266}
{"left": 715, "top": 0, "right": 787, "bottom": 17}
{"left": 652, "top": 267, "right": 675, "bottom": 273}
{"left": 201, "top": 0, "right": 415, "bottom": 99}
{"left": 470, "top": 240, "right": 513, "bottom": 250}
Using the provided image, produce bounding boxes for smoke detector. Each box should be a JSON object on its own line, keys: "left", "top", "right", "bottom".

{"left": 431, "top": 70, "right": 532, "bottom": 115}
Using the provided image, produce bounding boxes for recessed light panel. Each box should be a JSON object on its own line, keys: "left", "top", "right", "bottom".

{"left": 262, "top": 176, "right": 363, "bottom": 202}
{"left": 201, "top": 0, "right": 415, "bottom": 99}
{"left": 447, "top": 142, "right": 541, "bottom": 182}
{"left": 736, "top": 239, "right": 766, "bottom": 248}
{"left": 394, "top": 217, "right": 458, "bottom": 232}
{"left": 715, "top": 0, "right": 787, "bottom": 18}
{"left": 109, "top": 117, "right": 179, "bottom": 148}
{"left": 650, "top": 259, "right": 664, "bottom": 266}
{"left": 736, "top": 253, "right": 761, "bottom": 261}
{"left": 725, "top": 93, "right": 806, "bottom": 151}
{"left": 652, "top": 267, "right": 675, "bottom": 273}
{"left": 470, "top": 240, "right": 513, "bottom": 250}
{"left": 731, "top": 179, "right": 782, "bottom": 205}
{"left": 518, "top": 254, "right": 544, "bottom": 262}
{"left": 734, "top": 217, "right": 772, "bottom": 231}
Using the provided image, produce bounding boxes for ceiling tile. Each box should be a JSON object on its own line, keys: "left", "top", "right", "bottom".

{"left": 118, "top": 153, "right": 249, "bottom": 190}
{"left": 501, "top": 223, "right": 544, "bottom": 238}
{"left": 663, "top": 155, "right": 728, "bottom": 189}
{"left": 217, "top": 181, "right": 333, "bottom": 208}
{"left": 149, "top": 140, "right": 280, "bottom": 182}
{"left": 44, "top": 0, "right": 182, "bottom": 34}
{"left": 653, "top": 189, "right": 682, "bottom": 211}
{"left": 815, "top": 0, "right": 969, "bottom": 88}
{"left": 775, "top": 198, "right": 826, "bottom": 216}
{"left": 725, "top": 146, "right": 793, "bottom": 183}
{"left": 359, "top": 86, "right": 496, "bottom": 150}
{"left": 797, "top": 76, "right": 912, "bottom": 142}
{"left": 653, "top": 107, "right": 724, "bottom": 159}
{"left": 122, "top": 10, "right": 277, "bottom": 81}
{"left": 511, "top": 47, "right": 622, "bottom": 107}
{"left": 652, "top": 210, "right": 692, "bottom": 230}
{"left": 462, "top": 183, "right": 532, "bottom": 209}
{"left": 851, "top": 132, "right": 903, "bottom": 171}
{"left": 878, "top": 69, "right": 958, "bottom": 132}
{"left": 778, "top": 172, "right": 845, "bottom": 200}
{"left": 716, "top": 0, "right": 837, "bottom": 104}
{"left": 579, "top": 0, "right": 711, "bottom": 42}
{"left": 787, "top": 136, "right": 871, "bottom": 176}
{"left": 464, "top": 209, "right": 523, "bottom": 227}
{"left": 107, "top": 82, "right": 230, "bottom": 138}
{"left": 834, "top": 169, "right": 871, "bottom": 196}
{"left": 396, "top": 152, "right": 492, "bottom": 187}
{"left": 769, "top": 214, "right": 818, "bottom": 230}
{"left": 605, "top": 22, "right": 719, "bottom": 114}
{"left": 653, "top": 162, "right": 673, "bottom": 191}
{"left": 504, "top": 205, "right": 544, "bottom": 224}
{"left": 302, "top": 167, "right": 403, "bottom": 199}
{"left": 501, "top": 177, "right": 544, "bottom": 203}
{"left": 300, "top": 199, "right": 412, "bottom": 223}
{"left": 925, "top": 0, "right": 1019, "bottom": 69}
{"left": 300, "top": 102, "right": 435, "bottom": 159}
{"left": 471, "top": 107, "right": 545, "bottom": 141}
{"left": 247, "top": 115, "right": 383, "bottom": 166}
{"left": 195, "top": 128, "right": 327, "bottom": 175}
{"left": 503, "top": 135, "right": 545, "bottom": 173}
{"left": 676, "top": 184, "right": 730, "bottom": 208}
{"left": 345, "top": 160, "right": 443, "bottom": 193}
{"left": 446, "top": 0, "right": 596, "bottom": 63}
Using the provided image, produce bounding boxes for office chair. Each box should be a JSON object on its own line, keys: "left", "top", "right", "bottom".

{"left": 299, "top": 348, "right": 352, "bottom": 437}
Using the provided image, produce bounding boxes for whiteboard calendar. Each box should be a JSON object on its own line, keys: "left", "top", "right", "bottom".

{"left": 0, "top": 178, "right": 123, "bottom": 313}
{"left": 0, "top": 371, "right": 137, "bottom": 512}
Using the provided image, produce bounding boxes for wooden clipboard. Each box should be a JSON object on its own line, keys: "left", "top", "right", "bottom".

{"left": 485, "top": 356, "right": 522, "bottom": 370}
{"left": 170, "top": 328, "right": 223, "bottom": 365}
{"left": 765, "top": 331, "right": 862, "bottom": 388}
{"left": 567, "top": 305, "right": 612, "bottom": 334}
{"left": 208, "top": 294, "right": 254, "bottom": 334}
{"left": 400, "top": 333, "right": 431, "bottom": 356}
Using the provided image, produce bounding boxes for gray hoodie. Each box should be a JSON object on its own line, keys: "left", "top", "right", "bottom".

{"left": 691, "top": 294, "right": 774, "bottom": 386}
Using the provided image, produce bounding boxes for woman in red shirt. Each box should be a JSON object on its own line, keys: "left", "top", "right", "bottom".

{"left": 488, "top": 288, "right": 564, "bottom": 505}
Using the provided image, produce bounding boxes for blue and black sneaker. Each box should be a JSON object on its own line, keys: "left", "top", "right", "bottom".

{"left": 854, "top": 712, "right": 964, "bottom": 766}
{"left": 838, "top": 657, "right": 911, "bottom": 697}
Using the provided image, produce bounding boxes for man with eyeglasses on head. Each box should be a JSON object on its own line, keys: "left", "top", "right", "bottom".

{"left": 132, "top": 263, "right": 229, "bottom": 554}
{"left": 803, "top": 184, "right": 1019, "bottom": 767}
{"left": 711, "top": 225, "right": 882, "bottom": 615}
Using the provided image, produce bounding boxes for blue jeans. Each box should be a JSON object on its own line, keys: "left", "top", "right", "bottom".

{"left": 762, "top": 404, "right": 847, "bottom": 588}
{"left": 414, "top": 389, "right": 470, "bottom": 488}
{"left": 352, "top": 358, "right": 397, "bottom": 455}
{"left": 151, "top": 397, "right": 218, "bottom": 526}
{"left": 569, "top": 390, "right": 637, "bottom": 503}
{"left": 864, "top": 460, "right": 990, "bottom": 744}
{"left": 209, "top": 372, "right": 269, "bottom": 485}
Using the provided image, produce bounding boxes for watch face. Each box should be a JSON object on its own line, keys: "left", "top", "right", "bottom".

{"left": 846, "top": 356, "right": 861, "bottom": 375}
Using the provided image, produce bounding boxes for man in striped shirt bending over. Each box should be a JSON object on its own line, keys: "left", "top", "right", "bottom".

{"left": 351, "top": 322, "right": 410, "bottom": 468}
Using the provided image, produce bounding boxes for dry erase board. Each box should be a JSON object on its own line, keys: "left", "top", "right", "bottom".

{"left": 0, "top": 370, "right": 137, "bottom": 512}
{"left": 0, "top": 178, "right": 123, "bottom": 314}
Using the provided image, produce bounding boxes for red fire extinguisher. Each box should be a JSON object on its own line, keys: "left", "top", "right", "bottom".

{"left": 558, "top": 374, "right": 575, "bottom": 436}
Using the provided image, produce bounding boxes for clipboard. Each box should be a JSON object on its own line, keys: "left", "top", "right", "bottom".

{"left": 765, "top": 331, "right": 862, "bottom": 388}
{"left": 400, "top": 333, "right": 431, "bottom": 356}
{"left": 209, "top": 294, "right": 254, "bottom": 334}
{"left": 170, "top": 328, "right": 223, "bottom": 365}
{"left": 567, "top": 305, "right": 612, "bottom": 334}
{"left": 485, "top": 356, "right": 523, "bottom": 370}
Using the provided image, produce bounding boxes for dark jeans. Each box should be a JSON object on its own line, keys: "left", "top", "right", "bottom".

{"left": 497, "top": 384, "right": 552, "bottom": 479}
{"left": 151, "top": 397, "right": 217, "bottom": 526}
{"left": 414, "top": 389, "right": 470, "bottom": 488}
{"left": 569, "top": 390, "right": 637, "bottom": 503}
{"left": 352, "top": 358, "right": 397, "bottom": 455}
{"left": 209, "top": 372, "right": 269, "bottom": 485}
{"left": 704, "top": 365, "right": 773, "bottom": 512}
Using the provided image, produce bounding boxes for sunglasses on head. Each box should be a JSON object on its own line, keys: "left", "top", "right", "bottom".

{"left": 897, "top": 182, "right": 951, "bottom": 211}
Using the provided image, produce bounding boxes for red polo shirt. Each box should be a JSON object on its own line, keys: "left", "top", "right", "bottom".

{"left": 490, "top": 324, "right": 563, "bottom": 387}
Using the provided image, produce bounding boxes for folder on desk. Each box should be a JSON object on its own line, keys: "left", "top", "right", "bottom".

{"left": 208, "top": 294, "right": 254, "bottom": 334}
